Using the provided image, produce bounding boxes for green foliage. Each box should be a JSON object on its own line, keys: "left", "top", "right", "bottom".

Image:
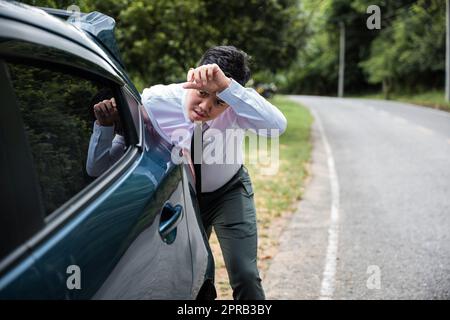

{"left": 201, "top": 0, "right": 304, "bottom": 72}
{"left": 279, "top": 0, "right": 380, "bottom": 95}
{"left": 360, "top": 0, "right": 445, "bottom": 97}
{"left": 278, "top": 0, "right": 445, "bottom": 97}
{"left": 20, "top": 0, "right": 304, "bottom": 92}
{"left": 18, "top": 0, "right": 448, "bottom": 97}
{"left": 282, "top": 30, "right": 339, "bottom": 94}
{"left": 116, "top": 0, "right": 213, "bottom": 87}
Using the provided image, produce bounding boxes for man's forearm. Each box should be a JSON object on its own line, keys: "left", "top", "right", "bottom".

{"left": 86, "top": 122, "right": 125, "bottom": 177}
{"left": 217, "top": 79, "right": 287, "bottom": 135}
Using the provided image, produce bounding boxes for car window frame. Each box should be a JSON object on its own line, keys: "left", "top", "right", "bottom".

{"left": 0, "top": 22, "right": 144, "bottom": 277}
{"left": 122, "top": 86, "right": 143, "bottom": 148}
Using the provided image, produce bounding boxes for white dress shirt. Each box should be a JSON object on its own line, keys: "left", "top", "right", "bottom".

{"left": 86, "top": 122, "right": 126, "bottom": 178}
{"left": 87, "top": 79, "right": 287, "bottom": 192}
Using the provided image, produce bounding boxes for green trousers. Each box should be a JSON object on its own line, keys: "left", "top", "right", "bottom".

{"left": 199, "top": 165, "right": 265, "bottom": 300}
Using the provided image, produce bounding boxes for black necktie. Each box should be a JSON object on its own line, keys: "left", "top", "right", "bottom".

{"left": 190, "top": 122, "right": 209, "bottom": 200}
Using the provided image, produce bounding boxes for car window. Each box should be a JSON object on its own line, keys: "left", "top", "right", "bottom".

{"left": 6, "top": 61, "right": 127, "bottom": 216}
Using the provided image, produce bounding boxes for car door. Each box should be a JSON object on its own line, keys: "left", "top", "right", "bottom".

{"left": 91, "top": 89, "right": 195, "bottom": 299}
{"left": 0, "top": 15, "right": 196, "bottom": 299}
{"left": 181, "top": 165, "right": 215, "bottom": 299}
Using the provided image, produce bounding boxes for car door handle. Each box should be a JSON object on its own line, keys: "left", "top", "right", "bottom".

{"left": 159, "top": 203, "right": 183, "bottom": 243}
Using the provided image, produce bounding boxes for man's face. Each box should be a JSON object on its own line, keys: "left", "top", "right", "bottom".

{"left": 185, "top": 89, "right": 229, "bottom": 122}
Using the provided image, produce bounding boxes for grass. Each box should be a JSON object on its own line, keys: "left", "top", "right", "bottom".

{"left": 356, "top": 90, "right": 450, "bottom": 112}
{"left": 209, "top": 95, "right": 313, "bottom": 299}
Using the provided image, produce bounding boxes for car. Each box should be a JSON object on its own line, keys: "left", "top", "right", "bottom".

{"left": 255, "top": 82, "right": 277, "bottom": 99}
{"left": 0, "top": 1, "right": 215, "bottom": 300}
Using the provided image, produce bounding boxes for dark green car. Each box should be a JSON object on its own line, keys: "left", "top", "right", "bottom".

{"left": 0, "top": 1, "right": 214, "bottom": 299}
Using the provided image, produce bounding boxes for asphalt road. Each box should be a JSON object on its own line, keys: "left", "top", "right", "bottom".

{"left": 264, "top": 96, "right": 450, "bottom": 299}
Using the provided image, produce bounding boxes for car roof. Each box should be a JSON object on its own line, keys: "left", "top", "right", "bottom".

{"left": 0, "top": 0, "right": 140, "bottom": 97}
{"left": 39, "top": 7, "right": 125, "bottom": 69}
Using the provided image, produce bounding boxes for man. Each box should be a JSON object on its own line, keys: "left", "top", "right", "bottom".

{"left": 87, "top": 46, "right": 287, "bottom": 300}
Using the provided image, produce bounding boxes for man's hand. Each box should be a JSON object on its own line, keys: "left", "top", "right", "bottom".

{"left": 182, "top": 64, "right": 231, "bottom": 93}
{"left": 93, "top": 97, "right": 119, "bottom": 127}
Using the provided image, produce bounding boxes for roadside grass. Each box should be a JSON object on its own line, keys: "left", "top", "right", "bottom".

{"left": 209, "top": 96, "right": 313, "bottom": 299}
{"left": 355, "top": 90, "right": 450, "bottom": 112}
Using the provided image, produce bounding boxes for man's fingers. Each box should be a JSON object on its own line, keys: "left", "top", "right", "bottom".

{"left": 94, "top": 103, "right": 104, "bottom": 117}
{"left": 93, "top": 104, "right": 103, "bottom": 118}
{"left": 182, "top": 81, "right": 201, "bottom": 90}
{"left": 105, "top": 105, "right": 114, "bottom": 116}
{"left": 102, "top": 99, "right": 112, "bottom": 109}
{"left": 187, "top": 68, "right": 194, "bottom": 82}
{"left": 199, "top": 67, "right": 207, "bottom": 85}
{"left": 205, "top": 65, "right": 213, "bottom": 81}
{"left": 210, "top": 65, "right": 218, "bottom": 81}
{"left": 211, "top": 63, "right": 220, "bottom": 78}
{"left": 94, "top": 99, "right": 119, "bottom": 126}
{"left": 99, "top": 102, "right": 110, "bottom": 116}
{"left": 103, "top": 99, "right": 115, "bottom": 115}
{"left": 184, "top": 64, "right": 225, "bottom": 90}
{"left": 194, "top": 68, "right": 202, "bottom": 84}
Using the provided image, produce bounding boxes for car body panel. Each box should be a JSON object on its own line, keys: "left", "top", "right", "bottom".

{"left": 0, "top": 1, "right": 213, "bottom": 300}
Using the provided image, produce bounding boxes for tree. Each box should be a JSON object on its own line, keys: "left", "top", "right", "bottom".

{"left": 360, "top": 0, "right": 445, "bottom": 97}
{"left": 279, "top": 0, "right": 380, "bottom": 95}
{"left": 21, "top": 0, "right": 304, "bottom": 91}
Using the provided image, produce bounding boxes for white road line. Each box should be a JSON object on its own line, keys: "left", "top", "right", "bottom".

{"left": 310, "top": 108, "right": 341, "bottom": 300}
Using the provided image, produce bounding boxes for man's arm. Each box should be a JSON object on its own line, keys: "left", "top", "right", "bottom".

{"left": 86, "top": 123, "right": 126, "bottom": 177}
{"left": 182, "top": 63, "right": 287, "bottom": 136}
{"left": 217, "top": 79, "right": 287, "bottom": 136}
{"left": 86, "top": 98, "right": 126, "bottom": 177}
